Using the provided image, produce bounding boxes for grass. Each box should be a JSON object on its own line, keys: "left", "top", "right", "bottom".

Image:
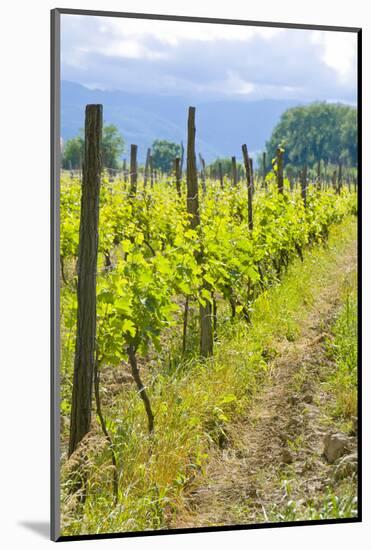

{"left": 325, "top": 285, "right": 358, "bottom": 425}
{"left": 267, "top": 490, "right": 358, "bottom": 522}
{"left": 60, "top": 215, "right": 357, "bottom": 536}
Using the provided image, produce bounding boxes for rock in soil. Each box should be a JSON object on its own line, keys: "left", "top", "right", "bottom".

{"left": 282, "top": 448, "right": 294, "bottom": 464}
{"left": 323, "top": 432, "right": 351, "bottom": 464}
{"left": 289, "top": 394, "right": 300, "bottom": 406}
{"left": 333, "top": 453, "right": 358, "bottom": 480}
{"left": 303, "top": 392, "right": 313, "bottom": 404}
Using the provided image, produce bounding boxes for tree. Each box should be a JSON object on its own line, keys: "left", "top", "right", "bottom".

{"left": 265, "top": 103, "right": 357, "bottom": 169}
{"left": 62, "top": 124, "right": 125, "bottom": 170}
{"left": 339, "top": 108, "right": 357, "bottom": 165}
{"left": 101, "top": 124, "right": 125, "bottom": 169}
{"left": 151, "top": 139, "right": 182, "bottom": 173}
{"left": 62, "top": 136, "right": 84, "bottom": 169}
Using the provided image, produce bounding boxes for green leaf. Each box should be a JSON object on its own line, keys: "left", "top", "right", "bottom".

{"left": 220, "top": 394, "right": 237, "bottom": 404}
{"left": 122, "top": 319, "right": 136, "bottom": 337}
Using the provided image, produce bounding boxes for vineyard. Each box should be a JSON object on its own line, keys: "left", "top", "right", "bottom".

{"left": 59, "top": 105, "right": 358, "bottom": 535}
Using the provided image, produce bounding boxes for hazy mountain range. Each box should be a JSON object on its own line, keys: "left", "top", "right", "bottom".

{"left": 61, "top": 80, "right": 306, "bottom": 163}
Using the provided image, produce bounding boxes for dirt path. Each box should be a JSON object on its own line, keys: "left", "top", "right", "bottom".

{"left": 174, "top": 234, "right": 357, "bottom": 528}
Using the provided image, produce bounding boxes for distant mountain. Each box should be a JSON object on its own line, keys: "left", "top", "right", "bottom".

{"left": 61, "top": 81, "right": 305, "bottom": 163}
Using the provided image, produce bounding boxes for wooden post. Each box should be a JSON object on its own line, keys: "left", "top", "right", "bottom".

{"left": 332, "top": 169, "right": 337, "bottom": 192}
{"left": 180, "top": 140, "right": 185, "bottom": 179}
{"left": 186, "top": 107, "right": 212, "bottom": 357}
{"left": 324, "top": 161, "right": 328, "bottom": 190}
{"left": 231, "top": 156, "right": 238, "bottom": 187}
{"left": 199, "top": 153, "right": 206, "bottom": 194}
{"left": 175, "top": 157, "right": 181, "bottom": 197}
{"left": 317, "top": 159, "right": 321, "bottom": 190}
{"left": 242, "top": 144, "right": 253, "bottom": 231}
{"left": 149, "top": 155, "right": 154, "bottom": 188}
{"left": 218, "top": 162, "right": 224, "bottom": 190}
{"left": 130, "top": 144, "right": 138, "bottom": 197}
{"left": 301, "top": 165, "right": 307, "bottom": 207}
{"left": 262, "top": 151, "right": 267, "bottom": 188}
{"left": 69, "top": 104, "right": 102, "bottom": 457}
{"left": 123, "top": 158, "right": 127, "bottom": 183}
{"left": 337, "top": 162, "right": 342, "bottom": 194}
{"left": 186, "top": 107, "right": 200, "bottom": 230}
{"left": 144, "top": 147, "right": 151, "bottom": 188}
{"left": 249, "top": 158, "right": 254, "bottom": 195}
{"left": 276, "top": 147, "right": 284, "bottom": 194}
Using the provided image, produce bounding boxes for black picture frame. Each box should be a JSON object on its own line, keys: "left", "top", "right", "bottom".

{"left": 51, "top": 8, "right": 362, "bottom": 542}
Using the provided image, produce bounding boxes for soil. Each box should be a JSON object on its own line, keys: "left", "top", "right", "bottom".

{"left": 173, "top": 236, "right": 358, "bottom": 528}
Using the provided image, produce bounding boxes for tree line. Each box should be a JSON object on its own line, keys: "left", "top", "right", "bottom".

{"left": 265, "top": 102, "right": 357, "bottom": 169}
{"left": 62, "top": 101, "right": 357, "bottom": 177}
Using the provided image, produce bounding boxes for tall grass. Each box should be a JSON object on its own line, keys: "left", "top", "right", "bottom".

{"left": 326, "top": 286, "right": 358, "bottom": 422}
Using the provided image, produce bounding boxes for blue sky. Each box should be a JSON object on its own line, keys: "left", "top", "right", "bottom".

{"left": 61, "top": 14, "right": 357, "bottom": 104}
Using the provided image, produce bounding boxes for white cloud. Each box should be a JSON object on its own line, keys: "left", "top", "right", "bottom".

{"left": 223, "top": 71, "right": 255, "bottom": 96}
{"left": 107, "top": 17, "right": 283, "bottom": 45}
{"left": 61, "top": 14, "right": 357, "bottom": 103}
{"left": 80, "top": 41, "right": 169, "bottom": 60}
{"left": 311, "top": 30, "right": 357, "bottom": 84}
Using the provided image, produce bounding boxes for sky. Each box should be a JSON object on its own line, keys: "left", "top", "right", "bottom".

{"left": 61, "top": 14, "right": 357, "bottom": 104}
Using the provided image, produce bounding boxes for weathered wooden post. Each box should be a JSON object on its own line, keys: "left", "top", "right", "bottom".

{"left": 317, "top": 159, "right": 321, "bottom": 190}
{"left": 262, "top": 151, "right": 267, "bottom": 188}
{"left": 347, "top": 173, "right": 351, "bottom": 192}
{"left": 180, "top": 140, "right": 185, "bottom": 179}
{"left": 276, "top": 147, "right": 284, "bottom": 194}
{"left": 337, "top": 162, "right": 342, "bottom": 194}
{"left": 129, "top": 144, "right": 138, "bottom": 197}
{"left": 122, "top": 158, "right": 127, "bottom": 183}
{"left": 300, "top": 165, "right": 307, "bottom": 207}
{"left": 231, "top": 156, "right": 238, "bottom": 187}
{"left": 218, "top": 162, "right": 224, "bottom": 190}
{"left": 175, "top": 157, "right": 181, "bottom": 197}
{"left": 242, "top": 144, "right": 253, "bottom": 231}
{"left": 186, "top": 106, "right": 213, "bottom": 357}
{"left": 249, "top": 158, "right": 254, "bottom": 195}
{"left": 149, "top": 155, "right": 154, "bottom": 188}
{"left": 199, "top": 153, "right": 207, "bottom": 194}
{"left": 324, "top": 161, "right": 329, "bottom": 190}
{"left": 144, "top": 147, "right": 151, "bottom": 188}
{"left": 69, "top": 104, "right": 102, "bottom": 457}
{"left": 332, "top": 168, "right": 337, "bottom": 192}
{"left": 187, "top": 108, "right": 200, "bottom": 230}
